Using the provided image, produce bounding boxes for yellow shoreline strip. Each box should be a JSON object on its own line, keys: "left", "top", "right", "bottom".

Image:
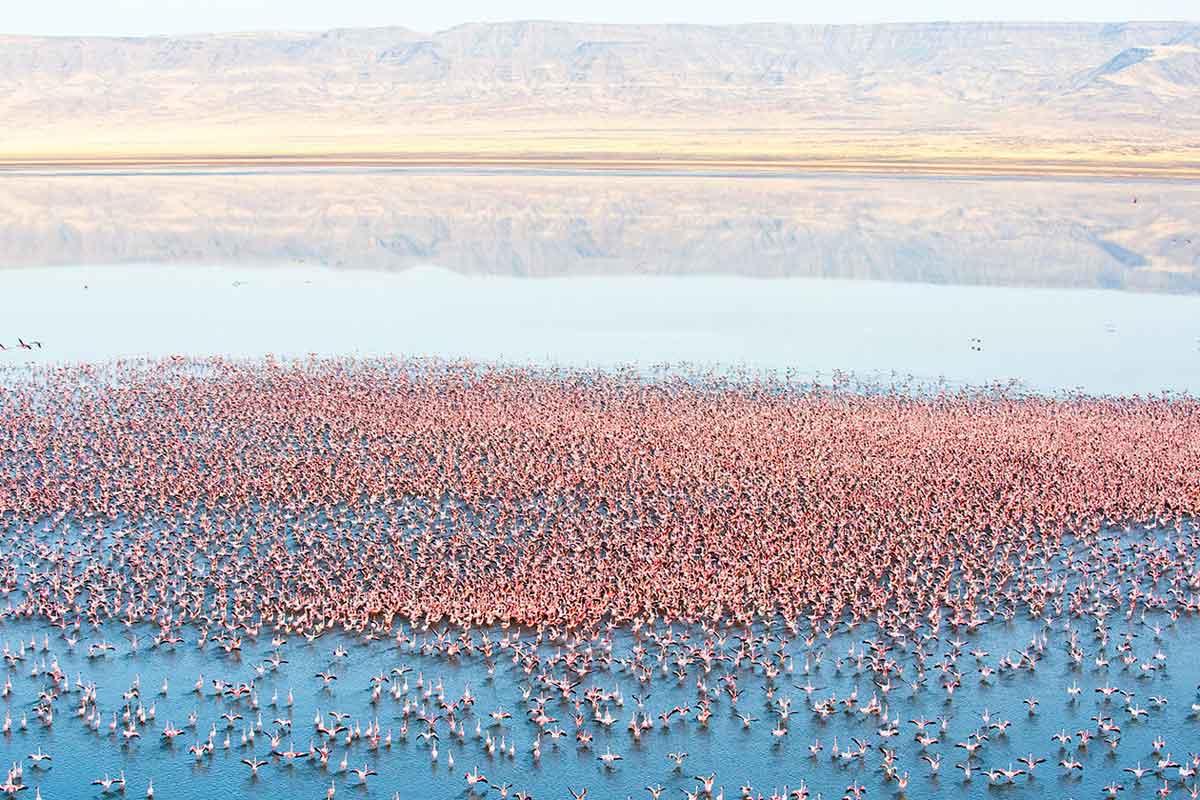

{"left": 1, "top": 154, "right": 1198, "bottom": 179}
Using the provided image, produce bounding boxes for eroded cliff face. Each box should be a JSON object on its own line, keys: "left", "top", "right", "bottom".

{"left": 0, "top": 21, "right": 1197, "bottom": 157}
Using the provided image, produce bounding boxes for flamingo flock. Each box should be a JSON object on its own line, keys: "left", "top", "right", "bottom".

{"left": 0, "top": 356, "right": 1199, "bottom": 799}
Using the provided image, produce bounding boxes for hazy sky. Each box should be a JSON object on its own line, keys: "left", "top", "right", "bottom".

{"left": 6, "top": 0, "right": 1197, "bottom": 37}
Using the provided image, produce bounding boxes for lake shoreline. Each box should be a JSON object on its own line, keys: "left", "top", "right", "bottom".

{"left": 3, "top": 152, "right": 1200, "bottom": 180}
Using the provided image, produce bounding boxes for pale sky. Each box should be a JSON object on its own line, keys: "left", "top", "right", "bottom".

{"left": 4, "top": 0, "right": 1197, "bottom": 37}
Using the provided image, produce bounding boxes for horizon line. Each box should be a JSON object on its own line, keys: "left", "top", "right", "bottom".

{"left": 3, "top": 18, "right": 1198, "bottom": 41}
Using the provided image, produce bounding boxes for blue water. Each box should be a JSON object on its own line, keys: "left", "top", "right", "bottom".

{"left": 1, "top": 265, "right": 1199, "bottom": 397}
{"left": 2, "top": 530, "right": 1199, "bottom": 800}
{"left": 3, "top": 172, "right": 1200, "bottom": 799}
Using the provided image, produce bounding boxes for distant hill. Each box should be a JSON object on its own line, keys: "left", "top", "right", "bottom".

{"left": 1, "top": 21, "right": 1198, "bottom": 173}
{"left": 1072, "top": 42, "right": 1200, "bottom": 102}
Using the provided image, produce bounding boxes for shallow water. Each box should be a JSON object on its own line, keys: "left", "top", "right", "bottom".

{"left": 1, "top": 264, "right": 1199, "bottom": 396}
{"left": 2, "top": 590, "right": 1199, "bottom": 800}
{"left": 1, "top": 172, "right": 1198, "bottom": 395}
{"left": 2, "top": 172, "right": 1200, "bottom": 800}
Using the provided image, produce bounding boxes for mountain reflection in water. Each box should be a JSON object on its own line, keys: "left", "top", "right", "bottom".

{"left": 1, "top": 171, "right": 1197, "bottom": 292}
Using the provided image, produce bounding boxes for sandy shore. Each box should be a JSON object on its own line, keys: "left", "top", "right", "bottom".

{"left": 4, "top": 123, "right": 1197, "bottom": 179}
{"left": 2, "top": 152, "right": 1199, "bottom": 179}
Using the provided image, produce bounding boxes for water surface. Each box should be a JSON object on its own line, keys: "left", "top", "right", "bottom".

{"left": 2, "top": 171, "right": 1200, "bottom": 800}
{"left": 1, "top": 171, "right": 1199, "bottom": 394}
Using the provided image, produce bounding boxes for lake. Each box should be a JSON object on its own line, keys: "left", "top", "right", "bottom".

{"left": 1, "top": 170, "right": 1198, "bottom": 394}
{"left": 1, "top": 170, "right": 1199, "bottom": 800}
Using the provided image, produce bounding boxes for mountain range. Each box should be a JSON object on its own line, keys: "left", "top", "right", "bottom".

{"left": 1, "top": 21, "right": 1198, "bottom": 174}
